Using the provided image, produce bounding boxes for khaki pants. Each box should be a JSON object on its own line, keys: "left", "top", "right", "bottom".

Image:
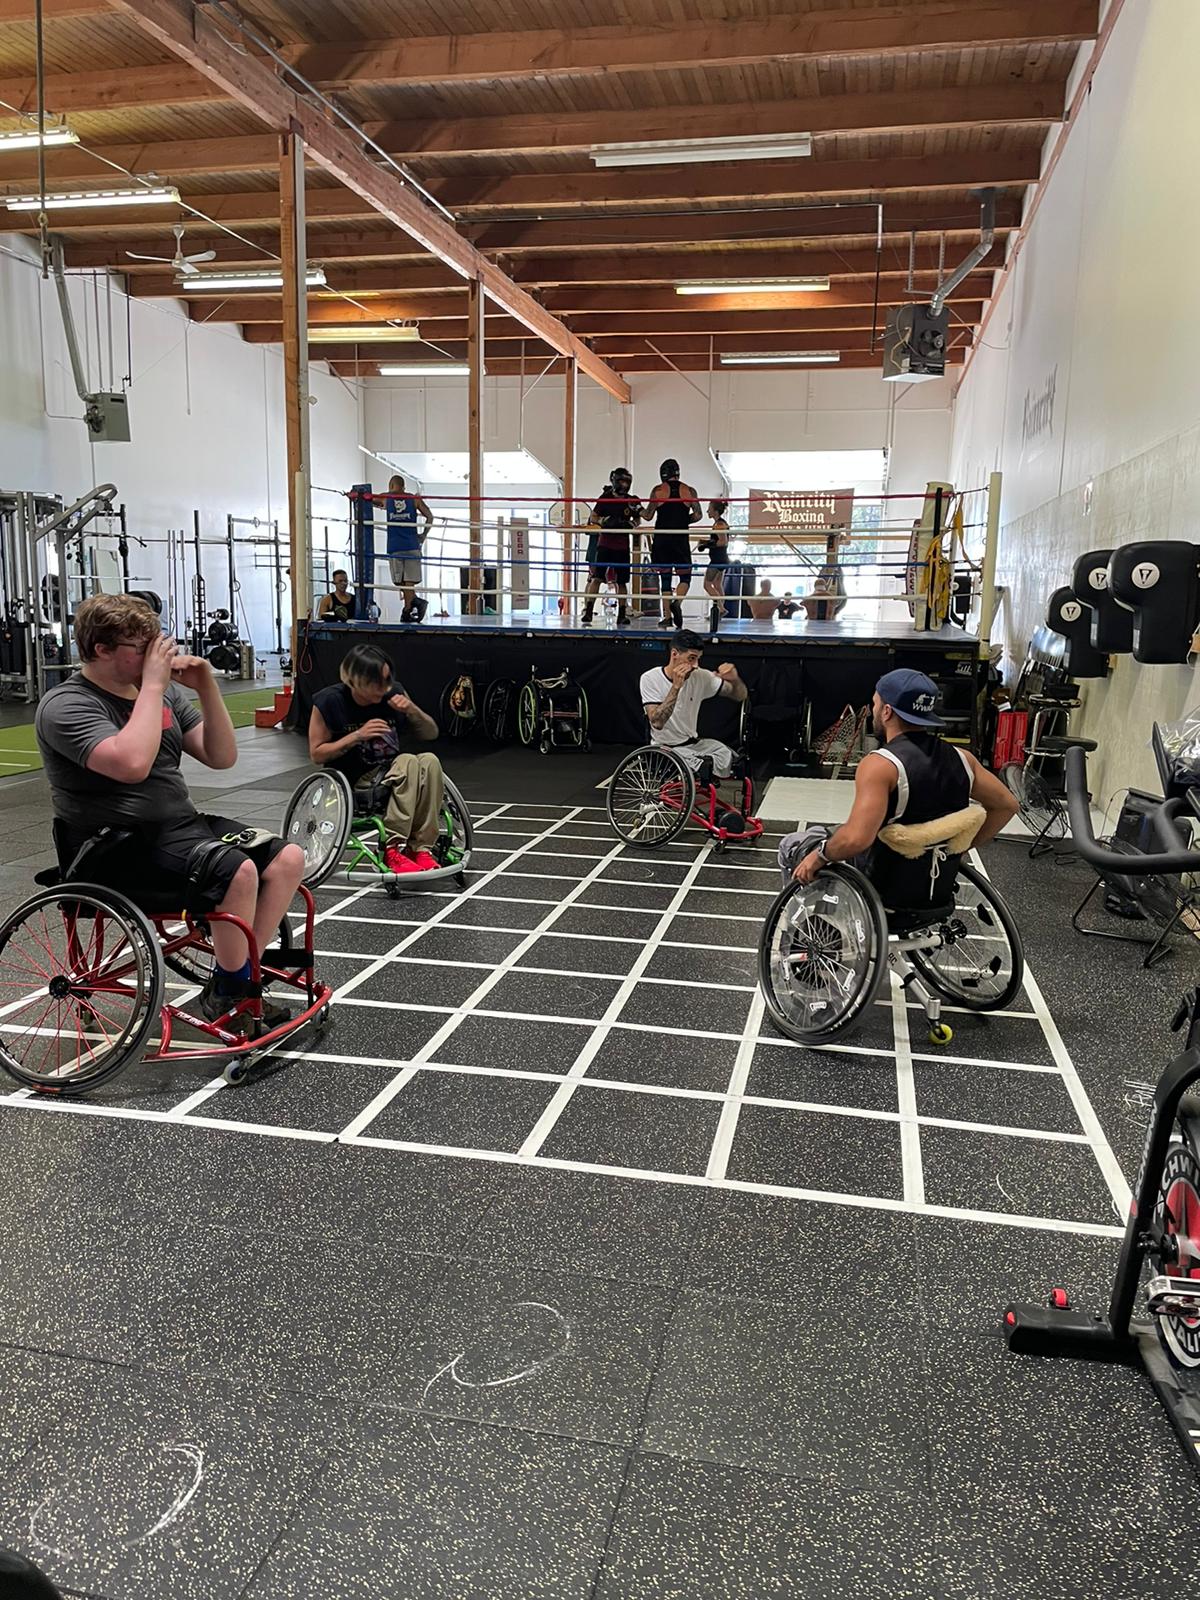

{"left": 360, "top": 753, "right": 444, "bottom": 850}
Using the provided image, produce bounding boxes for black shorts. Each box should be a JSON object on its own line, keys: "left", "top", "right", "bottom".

{"left": 649, "top": 535, "right": 694, "bottom": 588}
{"left": 590, "top": 546, "right": 631, "bottom": 583}
{"left": 60, "top": 813, "right": 288, "bottom": 915}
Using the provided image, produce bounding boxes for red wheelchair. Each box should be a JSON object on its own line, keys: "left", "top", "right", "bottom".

{"left": 605, "top": 743, "right": 764, "bottom": 850}
{"left": 0, "top": 825, "right": 332, "bottom": 1095}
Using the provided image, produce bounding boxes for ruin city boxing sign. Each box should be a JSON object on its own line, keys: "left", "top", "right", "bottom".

{"left": 749, "top": 487, "right": 854, "bottom": 543}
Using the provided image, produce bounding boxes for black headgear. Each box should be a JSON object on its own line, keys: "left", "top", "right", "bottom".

{"left": 660, "top": 458, "right": 680, "bottom": 479}
{"left": 611, "top": 466, "right": 632, "bottom": 484}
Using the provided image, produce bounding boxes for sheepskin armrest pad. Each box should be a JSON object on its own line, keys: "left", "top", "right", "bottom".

{"left": 877, "top": 802, "right": 985, "bottom": 859}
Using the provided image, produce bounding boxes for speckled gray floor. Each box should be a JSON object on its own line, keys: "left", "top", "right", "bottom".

{"left": 0, "top": 734, "right": 1196, "bottom": 1597}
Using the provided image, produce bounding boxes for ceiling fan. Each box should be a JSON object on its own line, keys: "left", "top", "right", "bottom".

{"left": 125, "top": 224, "right": 217, "bottom": 276}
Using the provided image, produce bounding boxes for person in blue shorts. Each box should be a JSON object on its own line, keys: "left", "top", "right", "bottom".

{"left": 385, "top": 474, "right": 434, "bottom": 622}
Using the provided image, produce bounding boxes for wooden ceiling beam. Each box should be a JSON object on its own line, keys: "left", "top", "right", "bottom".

{"left": 249, "top": 329, "right": 969, "bottom": 359}
{"left": 327, "top": 350, "right": 968, "bottom": 376}
{"left": 0, "top": 61, "right": 210, "bottom": 114}
{"left": 285, "top": 4, "right": 1097, "bottom": 89}
{"left": 107, "top": 0, "right": 629, "bottom": 403}
{"left": 0, "top": 0, "right": 109, "bottom": 17}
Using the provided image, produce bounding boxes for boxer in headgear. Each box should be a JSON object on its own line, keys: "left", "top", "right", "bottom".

{"left": 642, "top": 458, "right": 701, "bottom": 628}
{"left": 581, "top": 466, "right": 641, "bottom": 626}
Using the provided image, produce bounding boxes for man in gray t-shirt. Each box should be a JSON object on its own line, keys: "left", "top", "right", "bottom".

{"left": 639, "top": 628, "right": 747, "bottom": 777}
{"left": 34, "top": 593, "right": 306, "bottom": 1024}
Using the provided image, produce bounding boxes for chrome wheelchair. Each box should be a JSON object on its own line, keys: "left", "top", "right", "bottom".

{"left": 606, "top": 743, "right": 763, "bottom": 851}
{"left": 758, "top": 806, "right": 1024, "bottom": 1046}
{"left": 0, "top": 824, "right": 332, "bottom": 1095}
{"left": 281, "top": 766, "right": 474, "bottom": 897}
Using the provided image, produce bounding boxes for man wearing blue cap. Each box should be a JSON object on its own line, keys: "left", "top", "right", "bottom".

{"left": 779, "top": 668, "right": 1017, "bottom": 885}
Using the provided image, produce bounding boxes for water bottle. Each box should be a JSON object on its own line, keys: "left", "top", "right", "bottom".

{"left": 604, "top": 595, "right": 617, "bottom": 629}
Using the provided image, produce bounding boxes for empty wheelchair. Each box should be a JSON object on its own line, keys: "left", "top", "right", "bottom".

{"left": 517, "top": 666, "right": 590, "bottom": 754}
{"left": 606, "top": 744, "right": 764, "bottom": 850}
{"left": 281, "top": 766, "right": 474, "bottom": 897}
{"left": 0, "top": 826, "right": 332, "bottom": 1096}
{"left": 758, "top": 806, "right": 1023, "bottom": 1046}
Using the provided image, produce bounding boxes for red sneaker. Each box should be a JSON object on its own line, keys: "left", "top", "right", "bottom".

{"left": 384, "top": 845, "right": 423, "bottom": 874}
{"left": 410, "top": 850, "right": 440, "bottom": 872}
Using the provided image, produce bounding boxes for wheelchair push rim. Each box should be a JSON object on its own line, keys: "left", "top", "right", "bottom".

{"left": 758, "top": 864, "right": 889, "bottom": 1044}
{"left": 0, "top": 883, "right": 165, "bottom": 1093}
{"left": 607, "top": 746, "right": 694, "bottom": 847}
{"left": 904, "top": 860, "right": 1024, "bottom": 1011}
{"left": 282, "top": 768, "right": 353, "bottom": 889}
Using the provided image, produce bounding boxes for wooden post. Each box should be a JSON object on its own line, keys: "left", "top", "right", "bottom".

{"left": 467, "top": 275, "right": 484, "bottom": 616}
{"left": 978, "top": 469, "right": 1002, "bottom": 651}
{"left": 563, "top": 355, "right": 577, "bottom": 610}
{"left": 279, "top": 126, "right": 311, "bottom": 643}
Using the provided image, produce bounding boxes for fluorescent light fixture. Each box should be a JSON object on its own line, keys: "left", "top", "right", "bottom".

{"left": 881, "top": 368, "right": 941, "bottom": 384}
{"left": 0, "top": 125, "right": 79, "bottom": 152}
{"left": 183, "top": 267, "right": 328, "bottom": 291}
{"left": 591, "top": 132, "right": 812, "bottom": 168}
{"left": 5, "top": 185, "right": 180, "bottom": 210}
{"left": 720, "top": 350, "right": 841, "bottom": 366}
{"left": 308, "top": 324, "right": 419, "bottom": 343}
{"left": 377, "top": 363, "right": 470, "bottom": 376}
{"left": 676, "top": 277, "right": 830, "bottom": 296}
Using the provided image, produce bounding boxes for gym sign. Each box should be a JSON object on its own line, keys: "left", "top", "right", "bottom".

{"left": 749, "top": 487, "right": 853, "bottom": 544}
{"left": 1021, "top": 366, "right": 1058, "bottom": 459}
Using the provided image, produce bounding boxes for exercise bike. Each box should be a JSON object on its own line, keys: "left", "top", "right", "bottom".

{"left": 1004, "top": 745, "right": 1200, "bottom": 1475}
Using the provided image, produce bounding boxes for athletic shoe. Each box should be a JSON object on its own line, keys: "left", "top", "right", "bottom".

{"left": 617, "top": 608, "right": 630, "bottom": 626}
{"left": 197, "top": 975, "right": 291, "bottom": 1029}
{"left": 409, "top": 850, "right": 440, "bottom": 871}
{"left": 580, "top": 607, "right": 595, "bottom": 625}
{"left": 656, "top": 617, "right": 673, "bottom": 628}
{"left": 385, "top": 845, "right": 424, "bottom": 874}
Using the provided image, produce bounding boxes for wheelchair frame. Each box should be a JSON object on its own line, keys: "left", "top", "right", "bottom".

{"left": 606, "top": 743, "right": 764, "bottom": 851}
{"left": 0, "top": 877, "right": 332, "bottom": 1095}
{"left": 282, "top": 766, "right": 474, "bottom": 897}
{"left": 758, "top": 858, "right": 1024, "bottom": 1048}
{"left": 517, "top": 667, "right": 590, "bottom": 755}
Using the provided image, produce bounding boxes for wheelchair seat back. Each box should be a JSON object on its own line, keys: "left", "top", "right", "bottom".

{"left": 40, "top": 819, "right": 188, "bottom": 916}
{"left": 870, "top": 802, "right": 986, "bottom": 929}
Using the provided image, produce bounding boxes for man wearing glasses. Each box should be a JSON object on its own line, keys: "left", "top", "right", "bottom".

{"left": 34, "top": 593, "right": 306, "bottom": 1026}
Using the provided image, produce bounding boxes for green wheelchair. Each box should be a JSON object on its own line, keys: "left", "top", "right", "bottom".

{"left": 281, "top": 765, "right": 474, "bottom": 898}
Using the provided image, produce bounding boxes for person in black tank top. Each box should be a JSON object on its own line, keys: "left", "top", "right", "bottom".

{"left": 642, "top": 457, "right": 702, "bottom": 628}
{"left": 778, "top": 669, "right": 1018, "bottom": 895}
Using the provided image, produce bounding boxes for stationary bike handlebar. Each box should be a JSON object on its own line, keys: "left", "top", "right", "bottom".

{"left": 1064, "top": 746, "right": 1200, "bottom": 874}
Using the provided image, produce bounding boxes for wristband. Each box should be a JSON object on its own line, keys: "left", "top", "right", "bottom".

{"left": 815, "top": 842, "right": 832, "bottom": 866}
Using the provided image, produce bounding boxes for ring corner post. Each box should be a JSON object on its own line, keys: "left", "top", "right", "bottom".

{"left": 467, "top": 276, "right": 485, "bottom": 618}
{"left": 280, "top": 124, "right": 312, "bottom": 659}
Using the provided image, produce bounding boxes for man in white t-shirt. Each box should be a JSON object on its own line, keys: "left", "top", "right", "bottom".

{"left": 639, "top": 629, "right": 748, "bottom": 776}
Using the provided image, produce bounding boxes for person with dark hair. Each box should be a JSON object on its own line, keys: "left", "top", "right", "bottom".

{"left": 699, "top": 498, "right": 730, "bottom": 632}
{"left": 34, "top": 594, "right": 306, "bottom": 1026}
{"left": 642, "top": 458, "right": 702, "bottom": 628}
{"left": 639, "top": 629, "right": 747, "bottom": 776}
{"left": 385, "top": 474, "right": 434, "bottom": 623}
{"left": 308, "top": 643, "right": 444, "bottom": 875}
{"left": 581, "top": 467, "right": 641, "bottom": 626}
{"left": 777, "top": 668, "right": 1017, "bottom": 888}
{"left": 317, "top": 569, "right": 358, "bottom": 622}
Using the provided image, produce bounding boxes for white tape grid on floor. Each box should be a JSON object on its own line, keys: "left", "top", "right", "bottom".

{"left": 0, "top": 805, "right": 1129, "bottom": 1239}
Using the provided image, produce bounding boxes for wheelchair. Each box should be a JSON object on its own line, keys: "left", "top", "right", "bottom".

{"left": 758, "top": 815, "right": 1024, "bottom": 1046}
{"left": 517, "top": 666, "right": 590, "bottom": 754}
{"left": 281, "top": 766, "right": 474, "bottom": 897}
{"left": 606, "top": 744, "right": 764, "bottom": 850}
{"left": 0, "top": 826, "right": 332, "bottom": 1096}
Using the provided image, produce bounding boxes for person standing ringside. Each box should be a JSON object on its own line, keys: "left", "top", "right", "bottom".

{"left": 384, "top": 474, "right": 434, "bottom": 623}
{"left": 642, "top": 458, "right": 701, "bottom": 629}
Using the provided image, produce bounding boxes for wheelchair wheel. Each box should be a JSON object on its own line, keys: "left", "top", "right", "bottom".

{"left": 517, "top": 682, "right": 538, "bottom": 747}
{"left": 906, "top": 861, "right": 1024, "bottom": 1011}
{"left": 435, "top": 776, "right": 474, "bottom": 876}
{"left": 578, "top": 687, "right": 590, "bottom": 749}
{"left": 758, "top": 865, "right": 889, "bottom": 1044}
{"left": 0, "top": 885, "right": 165, "bottom": 1093}
{"left": 281, "top": 769, "right": 353, "bottom": 889}
{"left": 606, "top": 746, "right": 694, "bottom": 847}
{"left": 1002, "top": 762, "right": 1067, "bottom": 844}
{"left": 483, "top": 678, "right": 517, "bottom": 744}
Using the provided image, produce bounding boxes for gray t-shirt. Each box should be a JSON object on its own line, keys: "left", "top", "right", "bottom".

{"left": 35, "top": 673, "right": 203, "bottom": 828}
{"left": 639, "top": 665, "right": 723, "bottom": 745}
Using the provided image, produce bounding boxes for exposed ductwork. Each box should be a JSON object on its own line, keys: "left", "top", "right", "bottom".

{"left": 929, "top": 188, "right": 997, "bottom": 316}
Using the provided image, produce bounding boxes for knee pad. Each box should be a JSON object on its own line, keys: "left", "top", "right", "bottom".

{"left": 185, "top": 838, "right": 248, "bottom": 910}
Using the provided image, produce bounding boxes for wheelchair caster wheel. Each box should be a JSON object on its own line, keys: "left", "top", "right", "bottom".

{"left": 928, "top": 1022, "right": 954, "bottom": 1046}
{"left": 455, "top": 871, "right": 467, "bottom": 888}
{"left": 222, "top": 1057, "right": 249, "bottom": 1086}
{"left": 539, "top": 738, "right": 551, "bottom": 755}
{"left": 385, "top": 879, "right": 401, "bottom": 900}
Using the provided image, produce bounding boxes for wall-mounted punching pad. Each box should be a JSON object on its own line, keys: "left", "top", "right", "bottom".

{"left": 1107, "top": 542, "right": 1200, "bottom": 664}
{"left": 1070, "top": 550, "right": 1133, "bottom": 654}
{"left": 1046, "top": 585, "right": 1108, "bottom": 678}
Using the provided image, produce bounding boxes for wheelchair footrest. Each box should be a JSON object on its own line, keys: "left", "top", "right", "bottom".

{"left": 264, "top": 947, "right": 312, "bottom": 968}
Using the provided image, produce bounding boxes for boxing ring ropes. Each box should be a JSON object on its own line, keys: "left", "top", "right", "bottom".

{"left": 308, "top": 476, "right": 1003, "bottom": 641}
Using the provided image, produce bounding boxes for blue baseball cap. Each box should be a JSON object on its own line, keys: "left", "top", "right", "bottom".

{"left": 875, "top": 668, "right": 944, "bottom": 728}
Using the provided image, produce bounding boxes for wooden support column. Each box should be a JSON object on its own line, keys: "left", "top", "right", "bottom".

{"left": 279, "top": 126, "right": 311, "bottom": 644}
{"left": 562, "top": 355, "right": 577, "bottom": 609}
{"left": 467, "top": 274, "right": 484, "bottom": 616}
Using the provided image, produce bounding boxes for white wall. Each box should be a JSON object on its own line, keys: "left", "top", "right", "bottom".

{"left": 949, "top": 0, "right": 1200, "bottom": 796}
{"left": 0, "top": 234, "right": 363, "bottom": 655}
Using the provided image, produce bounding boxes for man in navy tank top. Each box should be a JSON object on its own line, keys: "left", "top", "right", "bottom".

{"left": 778, "top": 669, "right": 1017, "bottom": 889}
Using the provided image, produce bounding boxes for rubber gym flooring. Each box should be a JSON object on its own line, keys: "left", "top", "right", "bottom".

{"left": 0, "top": 729, "right": 1195, "bottom": 1598}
